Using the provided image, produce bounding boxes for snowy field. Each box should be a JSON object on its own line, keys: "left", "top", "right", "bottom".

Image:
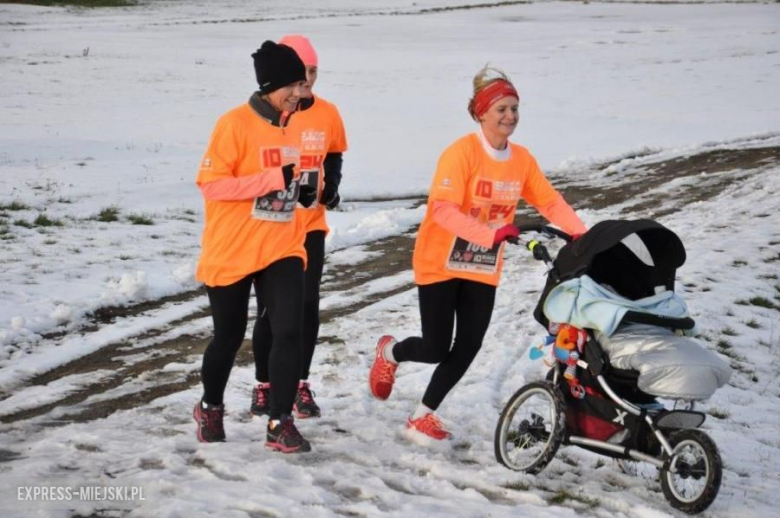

{"left": 1, "top": 0, "right": 779, "bottom": 516}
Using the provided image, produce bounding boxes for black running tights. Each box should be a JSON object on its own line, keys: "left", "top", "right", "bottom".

{"left": 201, "top": 257, "right": 304, "bottom": 419}
{"left": 253, "top": 230, "right": 325, "bottom": 383}
{"left": 392, "top": 278, "right": 496, "bottom": 410}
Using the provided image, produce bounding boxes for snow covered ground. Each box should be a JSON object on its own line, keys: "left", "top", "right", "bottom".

{"left": 0, "top": 0, "right": 779, "bottom": 516}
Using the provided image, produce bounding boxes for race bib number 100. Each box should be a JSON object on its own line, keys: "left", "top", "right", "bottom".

{"left": 446, "top": 237, "right": 501, "bottom": 274}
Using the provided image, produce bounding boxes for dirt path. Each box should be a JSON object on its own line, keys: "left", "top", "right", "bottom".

{"left": 2, "top": 143, "right": 777, "bottom": 428}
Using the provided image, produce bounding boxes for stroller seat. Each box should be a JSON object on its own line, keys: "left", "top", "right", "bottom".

{"left": 595, "top": 323, "right": 731, "bottom": 401}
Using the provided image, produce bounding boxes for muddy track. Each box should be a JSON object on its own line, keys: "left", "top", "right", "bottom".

{"left": 3, "top": 144, "right": 777, "bottom": 427}
{"left": 0, "top": 232, "right": 418, "bottom": 426}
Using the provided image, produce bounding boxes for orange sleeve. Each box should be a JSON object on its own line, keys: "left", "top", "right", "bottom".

{"left": 428, "top": 143, "right": 470, "bottom": 206}
{"left": 535, "top": 194, "right": 587, "bottom": 235}
{"left": 196, "top": 116, "right": 241, "bottom": 185}
{"left": 520, "top": 156, "right": 559, "bottom": 208}
{"left": 198, "top": 170, "right": 285, "bottom": 201}
{"left": 432, "top": 201, "right": 496, "bottom": 248}
{"left": 328, "top": 105, "right": 348, "bottom": 153}
{"left": 521, "top": 156, "right": 586, "bottom": 235}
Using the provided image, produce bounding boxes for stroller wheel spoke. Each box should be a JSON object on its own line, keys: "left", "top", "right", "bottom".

{"left": 495, "top": 382, "right": 565, "bottom": 474}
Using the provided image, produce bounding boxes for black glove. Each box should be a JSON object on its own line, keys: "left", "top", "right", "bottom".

{"left": 281, "top": 164, "right": 295, "bottom": 189}
{"left": 321, "top": 182, "right": 340, "bottom": 210}
{"left": 298, "top": 185, "right": 317, "bottom": 208}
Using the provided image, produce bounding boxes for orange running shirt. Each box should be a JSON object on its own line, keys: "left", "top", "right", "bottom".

{"left": 195, "top": 103, "right": 306, "bottom": 287}
{"left": 413, "top": 133, "right": 563, "bottom": 287}
{"left": 288, "top": 95, "right": 348, "bottom": 234}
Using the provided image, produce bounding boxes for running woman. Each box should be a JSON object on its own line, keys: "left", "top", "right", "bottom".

{"left": 252, "top": 35, "right": 348, "bottom": 420}
{"left": 193, "top": 41, "right": 316, "bottom": 453}
{"left": 368, "top": 66, "right": 587, "bottom": 441}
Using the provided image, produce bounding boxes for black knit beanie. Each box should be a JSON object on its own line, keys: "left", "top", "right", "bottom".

{"left": 252, "top": 41, "right": 306, "bottom": 94}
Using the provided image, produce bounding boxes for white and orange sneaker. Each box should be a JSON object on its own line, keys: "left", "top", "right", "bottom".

{"left": 369, "top": 335, "right": 398, "bottom": 400}
{"left": 406, "top": 413, "right": 452, "bottom": 442}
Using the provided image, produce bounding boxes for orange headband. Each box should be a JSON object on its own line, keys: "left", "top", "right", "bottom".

{"left": 470, "top": 80, "right": 519, "bottom": 119}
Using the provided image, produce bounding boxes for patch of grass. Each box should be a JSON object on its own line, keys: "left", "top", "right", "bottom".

{"left": 748, "top": 297, "right": 777, "bottom": 310}
{"left": 744, "top": 319, "right": 761, "bottom": 329}
{"left": 95, "top": 206, "right": 120, "bottom": 222}
{"left": 735, "top": 299, "right": 749, "bottom": 306}
{"left": 559, "top": 454, "right": 579, "bottom": 467}
{"left": 732, "top": 259, "right": 748, "bottom": 267}
{"left": 547, "top": 490, "right": 600, "bottom": 509}
{"left": 33, "top": 213, "right": 63, "bottom": 227}
{"left": 43, "top": 239, "right": 57, "bottom": 245}
{"left": 13, "top": 219, "right": 34, "bottom": 229}
{"left": 708, "top": 408, "right": 730, "bottom": 420}
{"left": 0, "top": 200, "right": 29, "bottom": 211}
{"left": 501, "top": 481, "right": 530, "bottom": 491}
{"left": 594, "top": 458, "right": 606, "bottom": 469}
{"left": 127, "top": 213, "right": 154, "bottom": 225}
{"left": 764, "top": 253, "right": 780, "bottom": 264}
{"left": 721, "top": 327, "right": 738, "bottom": 337}
{"left": 0, "top": 1, "right": 138, "bottom": 7}
{"left": 726, "top": 308, "right": 736, "bottom": 316}
{"left": 716, "top": 339, "right": 732, "bottom": 350}
{"left": 57, "top": 197, "right": 73, "bottom": 204}
{"left": 758, "top": 274, "right": 777, "bottom": 280}
{"left": 118, "top": 255, "right": 133, "bottom": 261}
{"left": 730, "top": 361, "right": 752, "bottom": 373}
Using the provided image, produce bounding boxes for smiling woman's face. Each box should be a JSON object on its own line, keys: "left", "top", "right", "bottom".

{"left": 480, "top": 96, "right": 519, "bottom": 141}
{"left": 266, "top": 81, "right": 305, "bottom": 112}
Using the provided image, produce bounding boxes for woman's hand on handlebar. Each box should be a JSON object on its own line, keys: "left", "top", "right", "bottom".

{"left": 493, "top": 224, "right": 520, "bottom": 245}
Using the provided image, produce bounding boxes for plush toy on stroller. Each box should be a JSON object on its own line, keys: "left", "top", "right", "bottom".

{"left": 494, "top": 220, "right": 731, "bottom": 515}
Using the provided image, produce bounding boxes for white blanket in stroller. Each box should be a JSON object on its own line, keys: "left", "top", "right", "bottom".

{"left": 595, "top": 324, "right": 732, "bottom": 401}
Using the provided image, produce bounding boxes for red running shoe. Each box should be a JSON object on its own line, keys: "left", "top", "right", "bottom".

{"left": 250, "top": 383, "right": 270, "bottom": 417}
{"left": 265, "top": 415, "right": 311, "bottom": 453}
{"left": 293, "top": 381, "right": 321, "bottom": 419}
{"left": 369, "top": 335, "right": 398, "bottom": 400}
{"left": 406, "top": 413, "right": 452, "bottom": 441}
{"left": 193, "top": 401, "right": 226, "bottom": 443}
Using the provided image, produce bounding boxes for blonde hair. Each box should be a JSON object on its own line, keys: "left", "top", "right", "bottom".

{"left": 468, "top": 65, "right": 514, "bottom": 121}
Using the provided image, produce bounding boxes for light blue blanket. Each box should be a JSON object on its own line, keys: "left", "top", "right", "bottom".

{"left": 543, "top": 275, "right": 692, "bottom": 336}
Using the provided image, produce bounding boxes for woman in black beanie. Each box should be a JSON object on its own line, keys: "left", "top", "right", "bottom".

{"left": 193, "top": 40, "right": 315, "bottom": 453}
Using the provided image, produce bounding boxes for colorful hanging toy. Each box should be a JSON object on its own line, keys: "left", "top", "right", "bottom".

{"left": 529, "top": 322, "right": 588, "bottom": 399}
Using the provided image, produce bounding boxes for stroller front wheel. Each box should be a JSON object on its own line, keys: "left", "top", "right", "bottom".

{"left": 494, "top": 381, "right": 566, "bottom": 474}
{"left": 660, "top": 429, "right": 722, "bottom": 514}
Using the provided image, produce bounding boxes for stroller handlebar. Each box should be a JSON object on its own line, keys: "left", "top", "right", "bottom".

{"left": 516, "top": 224, "right": 573, "bottom": 243}
{"left": 506, "top": 225, "right": 571, "bottom": 279}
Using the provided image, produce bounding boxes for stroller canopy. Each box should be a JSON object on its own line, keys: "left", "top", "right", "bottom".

{"left": 535, "top": 219, "right": 687, "bottom": 327}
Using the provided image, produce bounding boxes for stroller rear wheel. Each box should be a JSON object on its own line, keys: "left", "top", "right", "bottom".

{"left": 660, "top": 429, "right": 722, "bottom": 514}
{"left": 494, "top": 381, "right": 565, "bottom": 474}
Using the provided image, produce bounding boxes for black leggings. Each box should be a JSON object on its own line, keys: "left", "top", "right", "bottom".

{"left": 254, "top": 230, "right": 325, "bottom": 383}
{"left": 201, "top": 257, "right": 304, "bottom": 419}
{"left": 393, "top": 279, "right": 496, "bottom": 410}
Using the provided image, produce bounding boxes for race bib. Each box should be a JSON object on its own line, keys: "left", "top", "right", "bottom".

{"left": 252, "top": 179, "right": 300, "bottom": 222}
{"left": 446, "top": 237, "right": 501, "bottom": 274}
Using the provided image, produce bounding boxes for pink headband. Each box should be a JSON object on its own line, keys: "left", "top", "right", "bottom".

{"left": 470, "top": 80, "right": 519, "bottom": 119}
{"left": 278, "top": 35, "right": 318, "bottom": 67}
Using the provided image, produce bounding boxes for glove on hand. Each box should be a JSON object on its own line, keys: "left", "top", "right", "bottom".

{"left": 281, "top": 164, "right": 295, "bottom": 189}
{"left": 298, "top": 185, "right": 317, "bottom": 208}
{"left": 321, "top": 182, "right": 340, "bottom": 210}
{"left": 493, "top": 224, "right": 520, "bottom": 245}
